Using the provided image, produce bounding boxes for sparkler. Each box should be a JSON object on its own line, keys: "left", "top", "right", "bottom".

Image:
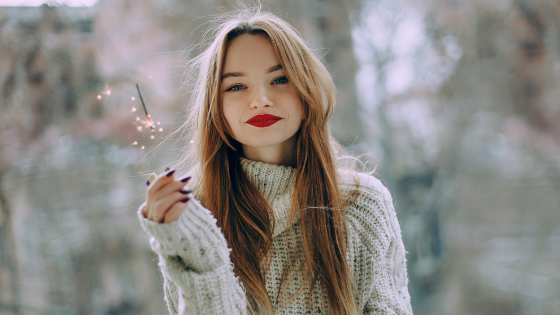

{"left": 136, "top": 83, "right": 154, "bottom": 132}
{"left": 94, "top": 82, "right": 160, "bottom": 151}
{"left": 131, "top": 84, "right": 163, "bottom": 149}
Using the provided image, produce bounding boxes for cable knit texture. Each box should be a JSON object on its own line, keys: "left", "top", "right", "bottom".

{"left": 137, "top": 157, "right": 413, "bottom": 315}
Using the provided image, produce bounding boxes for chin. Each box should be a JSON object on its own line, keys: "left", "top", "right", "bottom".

{"left": 244, "top": 140, "right": 283, "bottom": 148}
{"left": 239, "top": 137, "right": 285, "bottom": 148}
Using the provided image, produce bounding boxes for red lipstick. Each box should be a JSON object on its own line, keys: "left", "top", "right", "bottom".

{"left": 246, "top": 114, "right": 282, "bottom": 128}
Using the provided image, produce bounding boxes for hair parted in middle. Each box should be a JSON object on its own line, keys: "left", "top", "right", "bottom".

{"left": 173, "top": 5, "right": 367, "bottom": 315}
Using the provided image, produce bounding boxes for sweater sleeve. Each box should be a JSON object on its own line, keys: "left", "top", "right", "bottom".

{"left": 345, "top": 175, "right": 413, "bottom": 315}
{"left": 137, "top": 197, "right": 248, "bottom": 315}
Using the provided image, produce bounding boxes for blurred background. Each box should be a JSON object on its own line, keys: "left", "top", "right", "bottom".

{"left": 0, "top": 0, "right": 559, "bottom": 314}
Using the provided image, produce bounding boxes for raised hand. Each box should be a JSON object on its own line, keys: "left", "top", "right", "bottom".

{"left": 143, "top": 169, "right": 192, "bottom": 224}
{"left": 139, "top": 169, "right": 232, "bottom": 274}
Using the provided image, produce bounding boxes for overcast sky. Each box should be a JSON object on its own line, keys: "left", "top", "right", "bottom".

{"left": 0, "top": 0, "right": 97, "bottom": 6}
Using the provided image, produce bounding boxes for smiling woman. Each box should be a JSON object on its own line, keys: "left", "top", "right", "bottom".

{"left": 136, "top": 5, "right": 412, "bottom": 315}
{"left": 221, "top": 33, "right": 303, "bottom": 167}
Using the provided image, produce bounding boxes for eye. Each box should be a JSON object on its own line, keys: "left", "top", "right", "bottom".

{"left": 272, "top": 76, "right": 289, "bottom": 85}
{"left": 225, "top": 84, "right": 245, "bottom": 92}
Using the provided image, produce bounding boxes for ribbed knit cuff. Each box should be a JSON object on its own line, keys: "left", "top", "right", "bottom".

{"left": 174, "top": 261, "right": 247, "bottom": 315}
{"left": 137, "top": 197, "right": 232, "bottom": 273}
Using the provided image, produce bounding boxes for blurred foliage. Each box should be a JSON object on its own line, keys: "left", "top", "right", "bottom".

{"left": 0, "top": 0, "right": 559, "bottom": 314}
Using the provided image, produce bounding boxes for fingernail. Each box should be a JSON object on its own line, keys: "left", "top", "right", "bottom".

{"left": 180, "top": 190, "right": 192, "bottom": 194}
{"left": 181, "top": 197, "right": 190, "bottom": 203}
{"left": 166, "top": 170, "right": 175, "bottom": 177}
{"left": 146, "top": 180, "right": 150, "bottom": 186}
{"left": 180, "top": 176, "right": 191, "bottom": 183}
{"left": 165, "top": 167, "right": 170, "bottom": 172}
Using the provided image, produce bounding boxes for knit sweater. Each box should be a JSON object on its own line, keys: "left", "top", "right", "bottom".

{"left": 137, "top": 158, "right": 413, "bottom": 315}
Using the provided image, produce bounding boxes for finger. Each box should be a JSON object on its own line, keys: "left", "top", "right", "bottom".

{"left": 146, "top": 169, "right": 177, "bottom": 218}
{"left": 147, "top": 169, "right": 177, "bottom": 198}
{"left": 152, "top": 175, "right": 192, "bottom": 204}
{"left": 147, "top": 173, "right": 157, "bottom": 186}
{"left": 163, "top": 197, "right": 190, "bottom": 223}
{"left": 152, "top": 191, "right": 191, "bottom": 223}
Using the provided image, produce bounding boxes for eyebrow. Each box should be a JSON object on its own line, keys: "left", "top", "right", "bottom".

{"left": 221, "top": 64, "right": 283, "bottom": 81}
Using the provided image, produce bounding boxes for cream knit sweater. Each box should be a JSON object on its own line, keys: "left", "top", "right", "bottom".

{"left": 137, "top": 158, "right": 413, "bottom": 314}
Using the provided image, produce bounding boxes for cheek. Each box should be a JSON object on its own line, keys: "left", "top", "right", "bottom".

{"left": 222, "top": 100, "right": 237, "bottom": 122}
{"left": 290, "top": 97, "right": 304, "bottom": 121}
{"left": 221, "top": 105, "right": 238, "bottom": 135}
{"left": 285, "top": 87, "right": 303, "bottom": 120}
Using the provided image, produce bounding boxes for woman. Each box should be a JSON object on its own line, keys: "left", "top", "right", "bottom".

{"left": 138, "top": 6, "right": 412, "bottom": 315}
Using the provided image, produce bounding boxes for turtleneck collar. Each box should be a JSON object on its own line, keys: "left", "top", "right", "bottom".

{"left": 240, "top": 157, "right": 296, "bottom": 202}
{"left": 240, "top": 157, "right": 298, "bottom": 238}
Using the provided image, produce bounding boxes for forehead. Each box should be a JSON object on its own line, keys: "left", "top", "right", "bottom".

{"left": 222, "top": 33, "right": 280, "bottom": 71}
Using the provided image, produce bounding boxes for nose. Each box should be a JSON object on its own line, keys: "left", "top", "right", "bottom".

{"left": 249, "top": 83, "right": 273, "bottom": 109}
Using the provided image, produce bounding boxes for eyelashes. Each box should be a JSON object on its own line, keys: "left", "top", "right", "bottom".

{"left": 224, "top": 76, "right": 289, "bottom": 92}
{"left": 272, "top": 77, "right": 288, "bottom": 85}
{"left": 226, "top": 84, "right": 245, "bottom": 92}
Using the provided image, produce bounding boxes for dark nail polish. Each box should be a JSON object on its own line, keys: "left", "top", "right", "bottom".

{"left": 180, "top": 190, "right": 192, "bottom": 194}
{"left": 146, "top": 180, "right": 150, "bottom": 186}
{"left": 180, "top": 176, "right": 191, "bottom": 183}
{"left": 166, "top": 169, "right": 175, "bottom": 177}
{"left": 181, "top": 197, "right": 190, "bottom": 203}
{"left": 165, "top": 167, "right": 170, "bottom": 172}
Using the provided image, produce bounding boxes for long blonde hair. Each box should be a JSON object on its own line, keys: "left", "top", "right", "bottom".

{"left": 173, "top": 5, "right": 365, "bottom": 315}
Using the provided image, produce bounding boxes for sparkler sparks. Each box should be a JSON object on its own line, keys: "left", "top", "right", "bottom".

{"left": 103, "top": 83, "right": 112, "bottom": 96}
{"left": 136, "top": 84, "right": 154, "bottom": 132}
{"left": 131, "top": 83, "right": 161, "bottom": 150}
{"left": 93, "top": 82, "right": 156, "bottom": 150}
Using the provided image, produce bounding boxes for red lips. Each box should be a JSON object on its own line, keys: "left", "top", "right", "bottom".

{"left": 246, "top": 114, "right": 282, "bottom": 128}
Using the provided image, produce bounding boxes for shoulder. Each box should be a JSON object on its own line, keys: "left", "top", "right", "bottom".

{"left": 337, "top": 169, "right": 402, "bottom": 253}
{"left": 337, "top": 168, "right": 394, "bottom": 208}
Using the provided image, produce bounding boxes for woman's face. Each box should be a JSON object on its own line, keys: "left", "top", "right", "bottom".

{"left": 220, "top": 33, "right": 303, "bottom": 155}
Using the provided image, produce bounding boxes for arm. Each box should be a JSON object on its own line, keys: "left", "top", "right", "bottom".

{"left": 137, "top": 197, "right": 247, "bottom": 315}
{"left": 362, "top": 233, "right": 412, "bottom": 315}
{"left": 347, "top": 177, "right": 413, "bottom": 315}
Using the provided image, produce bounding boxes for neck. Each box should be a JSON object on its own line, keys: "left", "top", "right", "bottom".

{"left": 241, "top": 132, "right": 298, "bottom": 168}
